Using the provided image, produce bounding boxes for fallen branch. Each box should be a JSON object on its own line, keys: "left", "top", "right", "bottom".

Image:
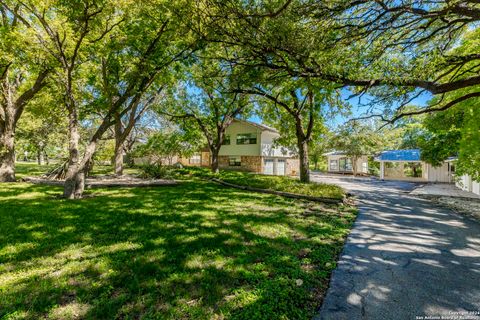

{"left": 210, "top": 178, "right": 350, "bottom": 204}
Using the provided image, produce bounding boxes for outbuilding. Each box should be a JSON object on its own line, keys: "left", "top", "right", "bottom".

{"left": 324, "top": 151, "right": 369, "bottom": 175}
{"left": 375, "top": 149, "right": 454, "bottom": 183}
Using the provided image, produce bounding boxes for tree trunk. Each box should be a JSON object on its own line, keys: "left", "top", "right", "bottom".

{"left": 0, "top": 68, "right": 48, "bottom": 182}
{"left": 37, "top": 147, "right": 45, "bottom": 165}
{"left": 85, "top": 158, "right": 94, "bottom": 177}
{"left": 114, "top": 141, "right": 124, "bottom": 176}
{"left": 352, "top": 156, "right": 358, "bottom": 177}
{"left": 74, "top": 170, "right": 85, "bottom": 197}
{"left": 298, "top": 139, "right": 310, "bottom": 183}
{"left": 295, "top": 117, "right": 310, "bottom": 183}
{"left": 64, "top": 108, "right": 113, "bottom": 199}
{"left": 0, "top": 105, "right": 16, "bottom": 182}
{"left": 114, "top": 114, "right": 124, "bottom": 176}
{"left": 63, "top": 109, "right": 82, "bottom": 199}
{"left": 0, "top": 127, "right": 16, "bottom": 182}
{"left": 210, "top": 148, "right": 220, "bottom": 174}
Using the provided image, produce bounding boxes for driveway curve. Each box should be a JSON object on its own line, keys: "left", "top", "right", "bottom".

{"left": 312, "top": 174, "right": 480, "bottom": 320}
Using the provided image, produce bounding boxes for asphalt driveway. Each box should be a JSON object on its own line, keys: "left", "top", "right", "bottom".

{"left": 312, "top": 174, "right": 480, "bottom": 320}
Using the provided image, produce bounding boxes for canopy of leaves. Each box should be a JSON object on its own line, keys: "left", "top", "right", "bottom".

{"left": 331, "top": 121, "right": 382, "bottom": 158}
{"left": 134, "top": 128, "right": 204, "bottom": 165}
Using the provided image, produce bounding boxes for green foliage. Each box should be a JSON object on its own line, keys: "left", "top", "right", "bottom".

{"left": 161, "top": 57, "right": 253, "bottom": 161}
{"left": 330, "top": 121, "right": 382, "bottom": 174}
{"left": 138, "top": 164, "right": 174, "bottom": 179}
{"left": 171, "top": 166, "right": 217, "bottom": 179}
{"left": 0, "top": 177, "right": 355, "bottom": 319}
{"left": 367, "top": 156, "right": 380, "bottom": 176}
{"left": 457, "top": 107, "right": 480, "bottom": 181}
{"left": 309, "top": 132, "right": 332, "bottom": 171}
{"left": 134, "top": 129, "right": 202, "bottom": 165}
{"left": 418, "top": 91, "right": 480, "bottom": 181}
{"left": 16, "top": 92, "right": 68, "bottom": 162}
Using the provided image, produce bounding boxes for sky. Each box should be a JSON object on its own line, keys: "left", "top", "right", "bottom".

{"left": 249, "top": 89, "right": 433, "bottom": 129}
{"left": 326, "top": 90, "right": 433, "bottom": 128}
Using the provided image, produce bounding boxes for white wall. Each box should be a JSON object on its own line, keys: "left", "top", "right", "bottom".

{"left": 426, "top": 162, "right": 453, "bottom": 183}
{"left": 456, "top": 174, "right": 480, "bottom": 196}
{"left": 219, "top": 121, "right": 293, "bottom": 158}
{"left": 260, "top": 131, "right": 293, "bottom": 158}
{"left": 219, "top": 121, "right": 261, "bottom": 156}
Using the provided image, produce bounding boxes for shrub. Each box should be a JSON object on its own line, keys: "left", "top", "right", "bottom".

{"left": 138, "top": 164, "right": 173, "bottom": 179}
{"left": 171, "top": 167, "right": 217, "bottom": 180}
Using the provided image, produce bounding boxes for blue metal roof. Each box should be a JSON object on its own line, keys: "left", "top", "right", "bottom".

{"left": 376, "top": 149, "right": 421, "bottom": 162}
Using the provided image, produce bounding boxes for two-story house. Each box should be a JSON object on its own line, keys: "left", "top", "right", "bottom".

{"left": 184, "top": 119, "right": 299, "bottom": 176}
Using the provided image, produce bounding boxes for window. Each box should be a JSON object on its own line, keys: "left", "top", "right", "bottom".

{"left": 189, "top": 154, "right": 201, "bottom": 164}
{"left": 330, "top": 160, "right": 338, "bottom": 171}
{"left": 339, "top": 158, "right": 352, "bottom": 171}
{"left": 362, "top": 162, "right": 368, "bottom": 173}
{"left": 236, "top": 133, "right": 257, "bottom": 145}
{"left": 222, "top": 135, "right": 231, "bottom": 145}
{"left": 229, "top": 156, "right": 241, "bottom": 166}
{"left": 345, "top": 158, "right": 353, "bottom": 171}
{"left": 450, "top": 163, "right": 455, "bottom": 173}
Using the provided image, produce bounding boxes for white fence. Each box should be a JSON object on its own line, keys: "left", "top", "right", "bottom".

{"left": 456, "top": 174, "right": 480, "bottom": 196}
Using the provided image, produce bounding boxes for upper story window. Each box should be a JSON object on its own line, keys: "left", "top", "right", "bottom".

{"left": 236, "top": 133, "right": 257, "bottom": 145}
{"left": 222, "top": 135, "right": 231, "bottom": 145}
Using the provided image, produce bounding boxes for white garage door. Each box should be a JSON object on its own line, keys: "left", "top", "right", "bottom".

{"left": 264, "top": 159, "right": 274, "bottom": 175}
{"left": 277, "top": 160, "right": 286, "bottom": 176}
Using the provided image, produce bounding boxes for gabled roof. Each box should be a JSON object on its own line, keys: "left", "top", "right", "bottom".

{"left": 233, "top": 119, "right": 279, "bottom": 133}
{"left": 375, "top": 149, "right": 421, "bottom": 162}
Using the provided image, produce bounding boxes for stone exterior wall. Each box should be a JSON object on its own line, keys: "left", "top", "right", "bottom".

{"left": 218, "top": 155, "right": 262, "bottom": 173}
{"left": 241, "top": 156, "right": 262, "bottom": 173}
{"left": 286, "top": 158, "right": 299, "bottom": 176}
{"left": 218, "top": 156, "right": 230, "bottom": 169}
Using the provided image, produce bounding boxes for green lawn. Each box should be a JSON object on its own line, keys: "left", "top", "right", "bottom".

{"left": 0, "top": 176, "right": 356, "bottom": 319}
{"left": 14, "top": 162, "right": 140, "bottom": 180}
{"left": 219, "top": 171, "right": 344, "bottom": 200}
{"left": 15, "top": 162, "right": 56, "bottom": 180}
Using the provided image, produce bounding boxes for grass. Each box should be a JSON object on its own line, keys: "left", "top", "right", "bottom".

{"left": 174, "top": 167, "right": 345, "bottom": 200}
{"left": 15, "top": 162, "right": 56, "bottom": 180}
{"left": 14, "top": 162, "right": 141, "bottom": 180}
{"left": 0, "top": 165, "right": 356, "bottom": 319}
{"left": 219, "top": 171, "right": 345, "bottom": 199}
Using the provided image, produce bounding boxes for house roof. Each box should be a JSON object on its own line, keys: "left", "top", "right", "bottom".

{"left": 324, "top": 151, "right": 348, "bottom": 156}
{"left": 323, "top": 151, "right": 370, "bottom": 156}
{"left": 375, "top": 149, "right": 421, "bottom": 162}
{"left": 233, "top": 119, "right": 279, "bottom": 133}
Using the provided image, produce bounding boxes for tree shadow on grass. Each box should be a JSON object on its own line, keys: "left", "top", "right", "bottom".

{"left": 0, "top": 181, "right": 355, "bottom": 319}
